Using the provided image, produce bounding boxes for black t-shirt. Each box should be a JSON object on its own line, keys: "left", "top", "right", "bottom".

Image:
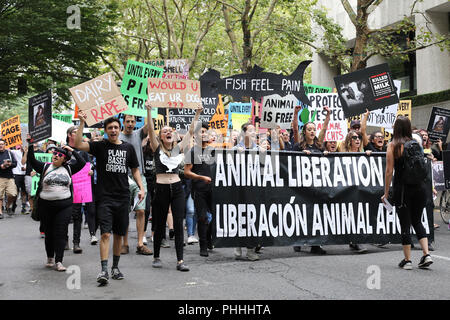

{"left": 185, "top": 146, "right": 215, "bottom": 192}
{"left": 143, "top": 149, "right": 155, "bottom": 178}
{"left": 88, "top": 140, "right": 139, "bottom": 200}
{"left": 364, "top": 142, "right": 386, "bottom": 152}
{"left": 292, "top": 143, "right": 323, "bottom": 154}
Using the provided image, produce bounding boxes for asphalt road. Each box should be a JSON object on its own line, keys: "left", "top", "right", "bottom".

{"left": 1, "top": 207, "right": 450, "bottom": 300}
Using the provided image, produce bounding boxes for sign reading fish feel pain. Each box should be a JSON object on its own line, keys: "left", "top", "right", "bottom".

{"left": 69, "top": 72, "right": 128, "bottom": 126}
{"left": 147, "top": 78, "right": 202, "bottom": 109}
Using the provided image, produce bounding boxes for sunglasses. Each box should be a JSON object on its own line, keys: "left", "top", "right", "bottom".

{"left": 374, "top": 135, "right": 384, "bottom": 139}
{"left": 53, "top": 151, "right": 66, "bottom": 158}
{"left": 351, "top": 135, "right": 362, "bottom": 140}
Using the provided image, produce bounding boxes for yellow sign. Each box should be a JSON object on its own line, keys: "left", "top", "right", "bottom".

{"left": 1, "top": 115, "right": 22, "bottom": 149}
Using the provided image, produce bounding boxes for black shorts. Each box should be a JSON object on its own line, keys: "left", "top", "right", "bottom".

{"left": 96, "top": 197, "right": 129, "bottom": 236}
{"left": 14, "top": 175, "right": 26, "bottom": 194}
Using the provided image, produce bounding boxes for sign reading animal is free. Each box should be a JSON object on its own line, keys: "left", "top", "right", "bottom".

{"left": 147, "top": 78, "right": 202, "bottom": 109}
{"left": 69, "top": 72, "right": 129, "bottom": 126}
{"left": 0, "top": 115, "right": 22, "bottom": 148}
{"left": 308, "top": 93, "right": 347, "bottom": 142}
{"left": 260, "top": 94, "right": 296, "bottom": 130}
{"left": 120, "top": 59, "right": 164, "bottom": 118}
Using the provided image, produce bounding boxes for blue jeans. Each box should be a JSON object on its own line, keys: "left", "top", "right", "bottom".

{"left": 185, "top": 193, "right": 196, "bottom": 237}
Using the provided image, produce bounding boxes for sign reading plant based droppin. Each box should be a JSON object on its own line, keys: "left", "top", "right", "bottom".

{"left": 28, "top": 90, "right": 52, "bottom": 142}
{"left": 69, "top": 72, "right": 128, "bottom": 126}
{"left": 147, "top": 78, "right": 202, "bottom": 109}
{"left": 121, "top": 59, "right": 164, "bottom": 118}
{"left": 260, "top": 94, "right": 296, "bottom": 129}
{"left": 308, "top": 93, "right": 348, "bottom": 142}
{"left": 1, "top": 115, "right": 22, "bottom": 148}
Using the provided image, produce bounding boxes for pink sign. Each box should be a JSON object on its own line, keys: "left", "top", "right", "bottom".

{"left": 72, "top": 163, "right": 92, "bottom": 203}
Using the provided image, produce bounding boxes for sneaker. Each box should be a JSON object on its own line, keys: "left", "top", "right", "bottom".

{"left": 310, "top": 246, "right": 327, "bottom": 255}
{"left": 398, "top": 259, "right": 412, "bottom": 270}
{"left": 428, "top": 243, "right": 435, "bottom": 251}
{"left": 254, "top": 244, "right": 262, "bottom": 254}
{"left": 349, "top": 243, "right": 368, "bottom": 254}
{"left": 160, "top": 239, "right": 170, "bottom": 248}
{"left": 142, "top": 236, "right": 148, "bottom": 245}
{"left": 73, "top": 244, "right": 83, "bottom": 254}
{"left": 21, "top": 206, "right": 27, "bottom": 215}
{"left": 6, "top": 206, "right": 14, "bottom": 216}
{"left": 46, "top": 258, "right": 55, "bottom": 268}
{"left": 40, "top": 232, "right": 45, "bottom": 239}
{"left": 152, "top": 258, "right": 162, "bottom": 268}
{"left": 136, "top": 245, "right": 153, "bottom": 255}
{"left": 97, "top": 270, "right": 109, "bottom": 285}
{"left": 111, "top": 268, "right": 124, "bottom": 280}
{"left": 176, "top": 262, "right": 190, "bottom": 272}
{"left": 64, "top": 242, "right": 71, "bottom": 250}
{"left": 121, "top": 245, "right": 129, "bottom": 254}
{"left": 83, "top": 222, "right": 88, "bottom": 229}
{"left": 293, "top": 246, "right": 301, "bottom": 252}
{"left": 200, "top": 248, "right": 209, "bottom": 257}
{"left": 55, "top": 262, "right": 66, "bottom": 272}
{"left": 169, "top": 229, "right": 175, "bottom": 240}
{"left": 246, "top": 249, "right": 259, "bottom": 261}
{"left": 418, "top": 254, "right": 433, "bottom": 269}
{"left": 90, "top": 235, "right": 98, "bottom": 245}
{"left": 0, "top": 214, "right": 3, "bottom": 220}
{"left": 234, "top": 247, "right": 242, "bottom": 259}
{"left": 187, "top": 236, "right": 199, "bottom": 244}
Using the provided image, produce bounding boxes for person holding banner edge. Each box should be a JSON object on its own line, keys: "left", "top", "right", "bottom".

{"left": 146, "top": 100, "right": 202, "bottom": 271}
{"left": 382, "top": 116, "right": 433, "bottom": 270}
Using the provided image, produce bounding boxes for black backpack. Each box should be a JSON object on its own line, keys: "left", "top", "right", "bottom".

{"left": 401, "top": 140, "right": 427, "bottom": 185}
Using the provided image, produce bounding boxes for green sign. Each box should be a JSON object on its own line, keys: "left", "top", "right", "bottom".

{"left": 121, "top": 59, "right": 164, "bottom": 118}
{"left": 52, "top": 113, "right": 73, "bottom": 124}
{"left": 31, "top": 153, "right": 53, "bottom": 196}
{"left": 304, "top": 83, "right": 332, "bottom": 94}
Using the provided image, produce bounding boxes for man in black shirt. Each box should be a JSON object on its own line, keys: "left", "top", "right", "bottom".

{"left": 364, "top": 131, "right": 387, "bottom": 152}
{"left": 184, "top": 122, "right": 214, "bottom": 257}
{"left": 75, "top": 112, "right": 145, "bottom": 285}
{"left": 0, "top": 139, "right": 18, "bottom": 218}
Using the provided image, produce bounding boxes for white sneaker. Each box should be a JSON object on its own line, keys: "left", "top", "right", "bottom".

{"left": 234, "top": 247, "right": 242, "bottom": 259}
{"left": 187, "top": 236, "right": 199, "bottom": 244}
{"left": 83, "top": 223, "right": 88, "bottom": 229}
{"left": 46, "top": 258, "right": 55, "bottom": 268}
{"left": 90, "top": 235, "right": 98, "bottom": 245}
{"left": 55, "top": 262, "right": 66, "bottom": 272}
{"left": 143, "top": 236, "right": 148, "bottom": 245}
{"left": 247, "top": 249, "right": 259, "bottom": 261}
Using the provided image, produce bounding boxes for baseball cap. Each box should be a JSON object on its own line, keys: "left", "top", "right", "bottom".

{"left": 46, "top": 144, "right": 57, "bottom": 152}
{"left": 350, "top": 120, "right": 361, "bottom": 128}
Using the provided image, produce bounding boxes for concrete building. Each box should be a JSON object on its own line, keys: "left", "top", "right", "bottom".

{"left": 311, "top": 0, "right": 450, "bottom": 138}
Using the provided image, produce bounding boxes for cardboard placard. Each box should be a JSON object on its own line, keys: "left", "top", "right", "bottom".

{"left": 382, "top": 100, "right": 412, "bottom": 141}
{"left": 208, "top": 95, "right": 228, "bottom": 136}
{"left": 69, "top": 72, "right": 128, "bottom": 126}
{"left": 147, "top": 78, "right": 202, "bottom": 109}
{"left": 427, "top": 107, "right": 450, "bottom": 143}
{"left": 231, "top": 113, "right": 251, "bottom": 131}
{"left": 1, "top": 115, "right": 22, "bottom": 148}
{"left": 260, "top": 94, "right": 296, "bottom": 129}
{"left": 334, "top": 63, "right": 399, "bottom": 118}
{"left": 145, "top": 59, "right": 189, "bottom": 76}
{"left": 121, "top": 59, "right": 164, "bottom": 118}
{"left": 28, "top": 90, "right": 52, "bottom": 143}
{"left": 308, "top": 93, "right": 347, "bottom": 142}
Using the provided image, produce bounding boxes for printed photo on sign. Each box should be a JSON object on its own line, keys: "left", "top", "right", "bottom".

{"left": 28, "top": 90, "right": 52, "bottom": 143}
{"left": 432, "top": 161, "right": 445, "bottom": 192}
{"left": 427, "top": 107, "right": 450, "bottom": 142}
{"left": 334, "top": 63, "right": 398, "bottom": 118}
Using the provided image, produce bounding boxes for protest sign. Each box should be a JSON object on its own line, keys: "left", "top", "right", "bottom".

{"left": 231, "top": 113, "right": 251, "bottom": 130}
{"left": 381, "top": 100, "right": 412, "bottom": 140}
{"left": 226, "top": 102, "right": 252, "bottom": 129}
{"left": 200, "top": 61, "right": 313, "bottom": 108}
{"left": 308, "top": 93, "right": 347, "bottom": 142}
{"left": 72, "top": 163, "right": 93, "bottom": 203}
{"left": 69, "top": 72, "right": 128, "bottom": 126}
{"left": 260, "top": 94, "right": 296, "bottom": 129}
{"left": 304, "top": 83, "right": 333, "bottom": 95}
{"left": 145, "top": 59, "right": 189, "bottom": 77}
{"left": 121, "top": 59, "right": 164, "bottom": 118}
{"left": 366, "top": 80, "right": 401, "bottom": 129}
{"left": 52, "top": 113, "right": 73, "bottom": 124}
{"left": 211, "top": 150, "right": 433, "bottom": 247}
{"left": 432, "top": 161, "right": 445, "bottom": 192}
{"left": 444, "top": 150, "right": 450, "bottom": 190}
{"left": 147, "top": 78, "right": 202, "bottom": 110}
{"left": 334, "top": 63, "right": 399, "bottom": 118}
{"left": 28, "top": 90, "right": 52, "bottom": 142}
{"left": 1, "top": 115, "right": 22, "bottom": 148}
{"left": 30, "top": 153, "right": 53, "bottom": 196}
{"left": 427, "top": 107, "right": 450, "bottom": 143}
{"left": 208, "top": 95, "right": 228, "bottom": 136}
{"left": 48, "top": 118, "right": 73, "bottom": 144}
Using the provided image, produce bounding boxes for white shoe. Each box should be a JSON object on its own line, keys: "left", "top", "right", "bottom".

{"left": 55, "top": 262, "right": 66, "bottom": 272}
{"left": 234, "top": 247, "right": 242, "bottom": 259}
{"left": 187, "top": 236, "right": 198, "bottom": 244}
{"left": 143, "top": 236, "right": 148, "bottom": 245}
{"left": 247, "top": 250, "right": 259, "bottom": 261}
{"left": 46, "top": 258, "right": 55, "bottom": 268}
{"left": 83, "top": 223, "right": 88, "bottom": 229}
{"left": 90, "top": 235, "right": 98, "bottom": 245}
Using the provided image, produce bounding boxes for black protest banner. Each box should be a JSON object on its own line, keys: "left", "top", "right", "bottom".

{"left": 200, "top": 61, "right": 312, "bottom": 107}
{"left": 28, "top": 90, "right": 52, "bottom": 143}
{"left": 444, "top": 150, "right": 450, "bottom": 190}
{"left": 211, "top": 150, "right": 433, "bottom": 247}
{"left": 334, "top": 63, "right": 399, "bottom": 118}
{"left": 426, "top": 107, "right": 450, "bottom": 143}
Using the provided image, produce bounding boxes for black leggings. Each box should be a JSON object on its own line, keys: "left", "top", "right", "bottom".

{"left": 193, "top": 190, "right": 212, "bottom": 250}
{"left": 83, "top": 202, "right": 97, "bottom": 236}
{"left": 153, "top": 182, "right": 185, "bottom": 261}
{"left": 39, "top": 198, "right": 72, "bottom": 263}
{"left": 396, "top": 185, "right": 427, "bottom": 245}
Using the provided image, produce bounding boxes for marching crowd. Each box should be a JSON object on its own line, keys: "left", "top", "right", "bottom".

{"left": 0, "top": 102, "right": 448, "bottom": 285}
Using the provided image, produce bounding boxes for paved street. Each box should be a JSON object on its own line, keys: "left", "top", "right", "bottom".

{"left": 1, "top": 208, "right": 450, "bottom": 300}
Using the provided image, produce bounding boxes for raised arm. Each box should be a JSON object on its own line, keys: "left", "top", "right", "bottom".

{"left": 64, "top": 145, "right": 86, "bottom": 175}
{"left": 292, "top": 105, "right": 301, "bottom": 144}
{"left": 26, "top": 135, "right": 45, "bottom": 174}
{"left": 74, "top": 111, "right": 91, "bottom": 153}
{"left": 318, "top": 106, "right": 331, "bottom": 144}
{"left": 178, "top": 106, "right": 202, "bottom": 152}
{"left": 146, "top": 100, "right": 159, "bottom": 153}
{"left": 361, "top": 109, "right": 369, "bottom": 147}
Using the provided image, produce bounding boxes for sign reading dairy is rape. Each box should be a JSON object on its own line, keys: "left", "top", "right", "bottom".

{"left": 69, "top": 72, "right": 128, "bottom": 126}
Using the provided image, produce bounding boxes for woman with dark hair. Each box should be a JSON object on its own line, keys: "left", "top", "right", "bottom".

{"left": 382, "top": 116, "right": 433, "bottom": 270}
{"left": 147, "top": 101, "right": 202, "bottom": 272}
{"left": 27, "top": 134, "right": 86, "bottom": 271}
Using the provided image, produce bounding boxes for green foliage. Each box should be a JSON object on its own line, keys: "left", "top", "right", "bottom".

{"left": 403, "top": 89, "right": 450, "bottom": 108}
